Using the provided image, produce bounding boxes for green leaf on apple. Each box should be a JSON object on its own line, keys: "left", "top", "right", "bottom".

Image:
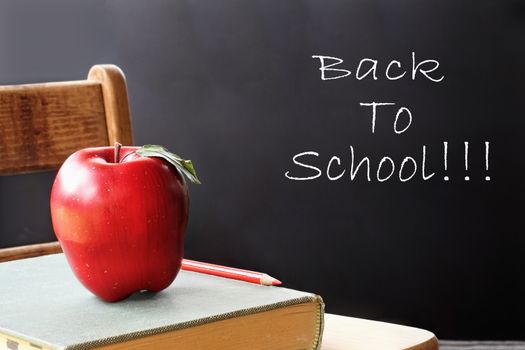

{"left": 136, "top": 144, "right": 201, "bottom": 184}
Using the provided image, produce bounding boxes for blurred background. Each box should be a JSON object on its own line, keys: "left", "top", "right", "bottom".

{"left": 1, "top": 0, "right": 524, "bottom": 340}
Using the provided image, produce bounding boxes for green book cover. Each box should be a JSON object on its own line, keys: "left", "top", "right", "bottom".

{"left": 0, "top": 254, "right": 323, "bottom": 350}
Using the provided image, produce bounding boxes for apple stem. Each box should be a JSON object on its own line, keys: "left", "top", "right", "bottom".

{"left": 114, "top": 142, "right": 122, "bottom": 163}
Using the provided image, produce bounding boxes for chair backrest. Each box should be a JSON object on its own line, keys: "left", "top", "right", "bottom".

{"left": 0, "top": 65, "right": 133, "bottom": 175}
{"left": 0, "top": 64, "right": 134, "bottom": 262}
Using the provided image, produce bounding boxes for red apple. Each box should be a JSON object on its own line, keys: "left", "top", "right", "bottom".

{"left": 50, "top": 144, "right": 199, "bottom": 302}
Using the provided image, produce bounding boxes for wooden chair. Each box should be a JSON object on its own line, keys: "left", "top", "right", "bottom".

{"left": 0, "top": 65, "right": 437, "bottom": 350}
{"left": 0, "top": 64, "right": 133, "bottom": 261}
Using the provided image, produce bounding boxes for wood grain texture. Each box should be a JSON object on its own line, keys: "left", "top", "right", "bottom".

{"left": 88, "top": 65, "right": 133, "bottom": 146}
{"left": 0, "top": 241, "right": 62, "bottom": 263}
{"left": 321, "top": 314, "right": 438, "bottom": 350}
{"left": 0, "top": 64, "right": 133, "bottom": 176}
{"left": 0, "top": 81, "right": 109, "bottom": 174}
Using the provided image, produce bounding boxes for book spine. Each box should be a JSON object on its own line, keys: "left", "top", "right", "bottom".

{"left": 311, "top": 295, "right": 325, "bottom": 350}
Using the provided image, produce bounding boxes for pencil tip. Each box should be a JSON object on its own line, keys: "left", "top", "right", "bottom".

{"left": 261, "top": 274, "right": 283, "bottom": 286}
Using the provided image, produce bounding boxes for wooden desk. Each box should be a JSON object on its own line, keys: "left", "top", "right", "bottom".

{"left": 322, "top": 314, "right": 438, "bottom": 350}
{"left": 0, "top": 245, "right": 439, "bottom": 349}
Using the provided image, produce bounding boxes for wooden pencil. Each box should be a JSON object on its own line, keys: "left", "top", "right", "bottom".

{"left": 181, "top": 259, "right": 282, "bottom": 286}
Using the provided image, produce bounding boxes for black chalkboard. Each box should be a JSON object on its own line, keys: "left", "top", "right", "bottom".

{"left": 1, "top": 0, "right": 524, "bottom": 339}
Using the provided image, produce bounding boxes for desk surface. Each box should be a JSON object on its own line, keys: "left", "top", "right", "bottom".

{"left": 322, "top": 314, "right": 438, "bottom": 350}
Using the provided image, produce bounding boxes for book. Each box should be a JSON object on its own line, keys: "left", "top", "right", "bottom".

{"left": 0, "top": 254, "right": 324, "bottom": 350}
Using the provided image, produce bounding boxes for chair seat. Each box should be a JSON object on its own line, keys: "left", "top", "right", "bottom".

{"left": 322, "top": 313, "right": 438, "bottom": 350}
